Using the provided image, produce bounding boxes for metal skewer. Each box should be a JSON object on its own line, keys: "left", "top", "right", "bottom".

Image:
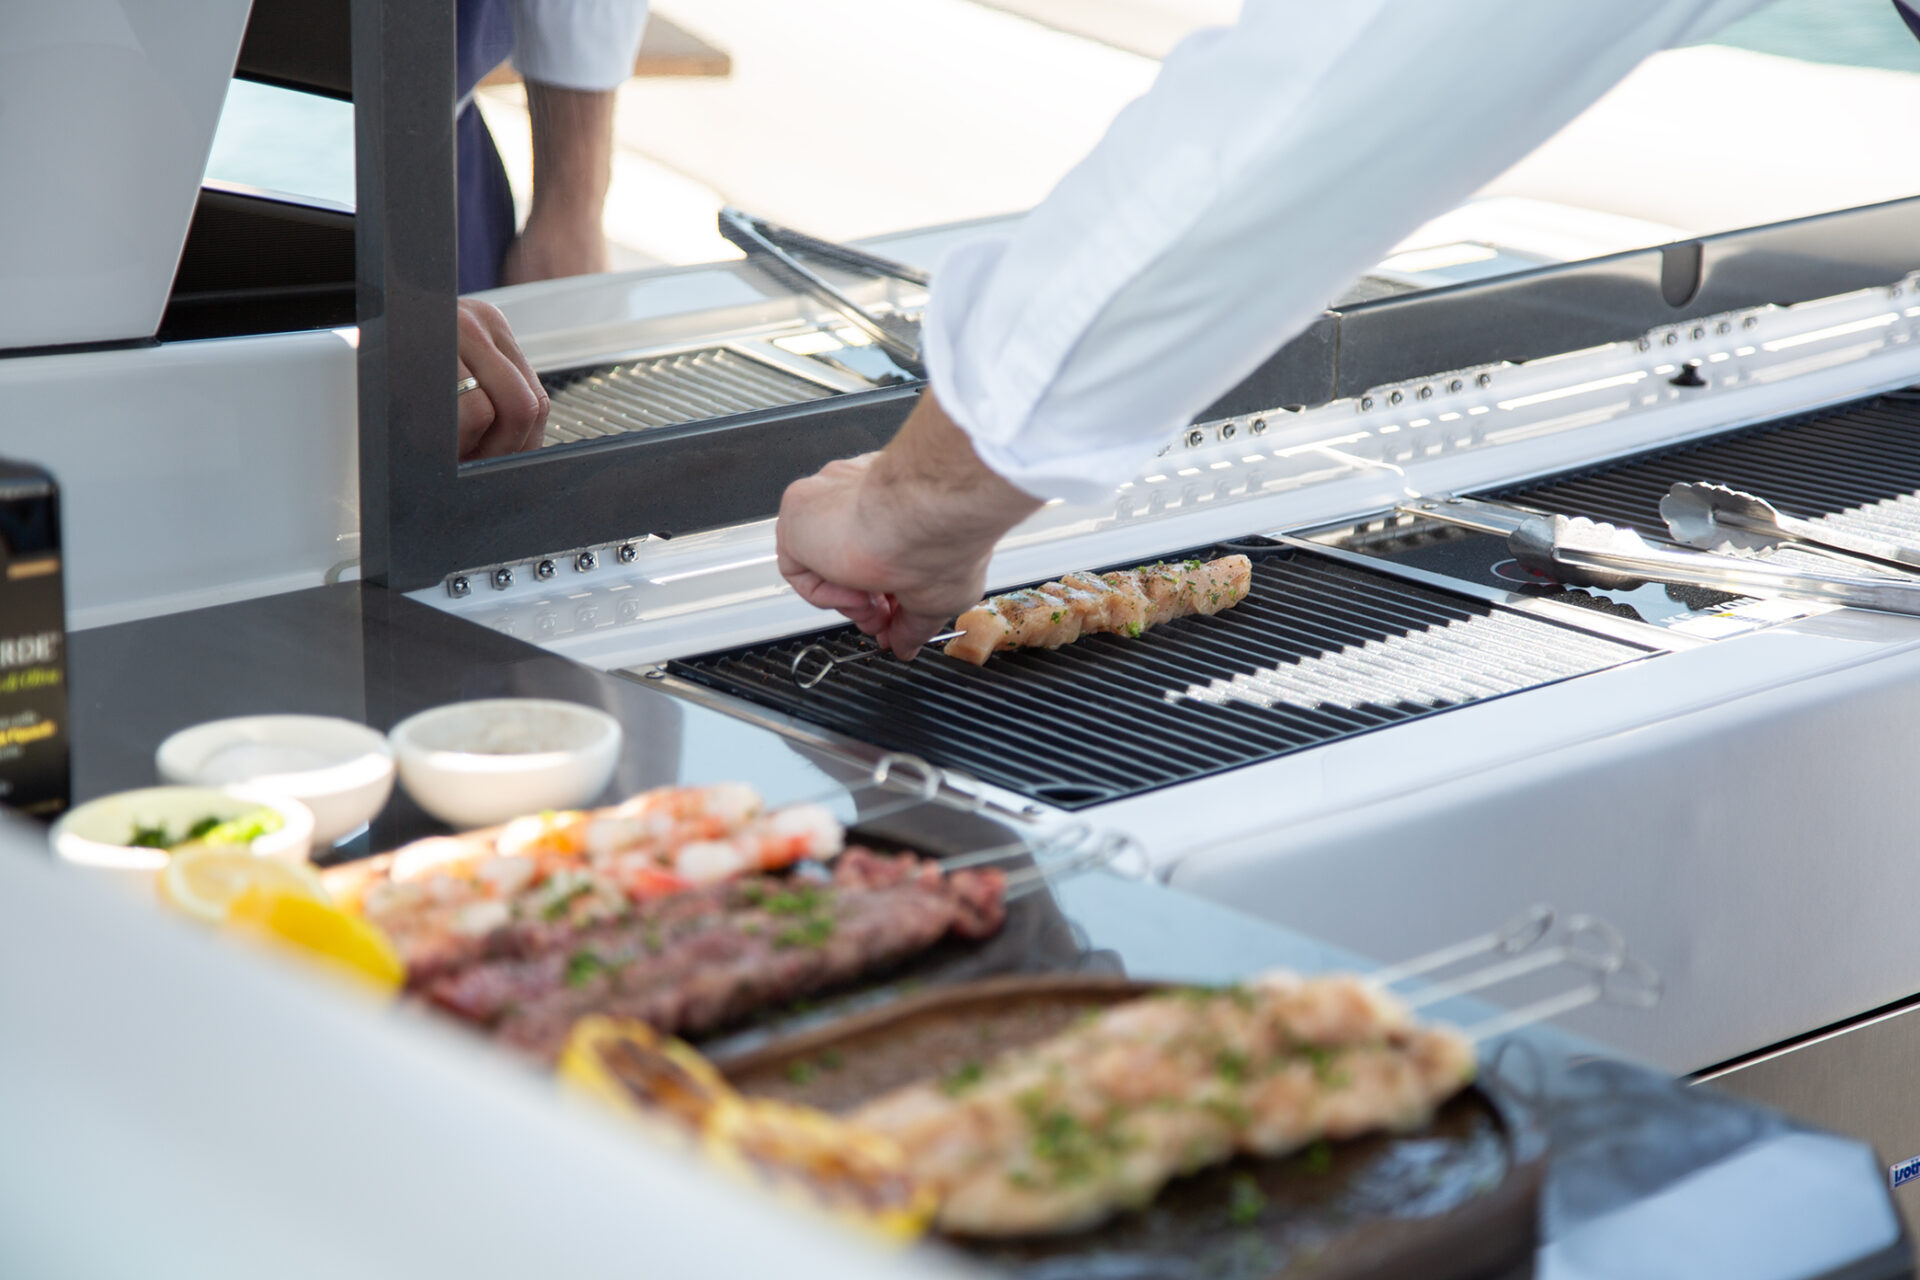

{"left": 1373, "top": 907, "right": 1663, "bottom": 1043}
{"left": 791, "top": 632, "right": 964, "bottom": 688}
{"left": 1661, "top": 481, "right": 1920, "bottom": 572}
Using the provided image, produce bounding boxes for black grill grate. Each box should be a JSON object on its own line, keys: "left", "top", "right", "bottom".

{"left": 666, "top": 547, "right": 1651, "bottom": 809}
{"left": 1491, "top": 390, "right": 1920, "bottom": 542}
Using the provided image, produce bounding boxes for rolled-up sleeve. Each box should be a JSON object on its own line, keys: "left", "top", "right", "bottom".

{"left": 509, "top": 0, "right": 651, "bottom": 91}
{"left": 922, "top": 0, "right": 1766, "bottom": 503}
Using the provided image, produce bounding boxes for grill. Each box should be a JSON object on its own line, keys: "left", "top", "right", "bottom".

{"left": 1493, "top": 390, "right": 1920, "bottom": 543}
{"left": 540, "top": 347, "right": 836, "bottom": 445}
{"left": 666, "top": 545, "right": 1653, "bottom": 809}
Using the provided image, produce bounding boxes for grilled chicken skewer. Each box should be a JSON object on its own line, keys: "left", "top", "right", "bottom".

{"left": 943, "top": 555, "right": 1254, "bottom": 666}
{"left": 849, "top": 972, "right": 1474, "bottom": 1238}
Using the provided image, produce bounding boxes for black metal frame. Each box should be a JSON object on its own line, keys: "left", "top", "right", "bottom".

{"left": 349, "top": 0, "right": 1920, "bottom": 592}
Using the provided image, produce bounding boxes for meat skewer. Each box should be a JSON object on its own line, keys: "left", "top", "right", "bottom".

{"left": 422, "top": 848, "right": 1009, "bottom": 1060}
{"left": 848, "top": 972, "right": 1475, "bottom": 1238}
{"left": 943, "top": 555, "right": 1253, "bottom": 666}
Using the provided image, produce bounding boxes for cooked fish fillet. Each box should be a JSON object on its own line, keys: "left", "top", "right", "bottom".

{"left": 943, "top": 555, "right": 1253, "bottom": 666}
{"left": 849, "top": 972, "right": 1475, "bottom": 1238}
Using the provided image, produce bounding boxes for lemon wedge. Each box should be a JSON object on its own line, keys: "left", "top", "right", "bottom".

{"left": 226, "top": 888, "right": 407, "bottom": 994}
{"left": 160, "top": 844, "right": 329, "bottom": 923}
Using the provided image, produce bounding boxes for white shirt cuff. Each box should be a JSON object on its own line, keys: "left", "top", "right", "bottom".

{"left": 509, "top": 0, "right": 651, "bottom": 91}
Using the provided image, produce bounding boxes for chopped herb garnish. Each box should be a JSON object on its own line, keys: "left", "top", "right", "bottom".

{"left": 564, "top": 949, "right": 609, "bottom": 988}
{"left": 128, "top": 822, "right": 172, "bottom": 849}
{"left": 1204, "top": 1097, "right": 1252, "bottom": 1128}
{"left": 941, "top": 1060, "right": 986, "bottom": 1096}
{"left": 1214, "top": 1048, "right": 1250, "bottom": 1084}
{"left": 736, "top": 884, "right": 766, "bottom": 907}
{"left": 185, "top": 816, "right": 223, "bottom": 841}
{"left": 774, "top": 916, "right": 835, "bottom": 949}
{"left": 784, "top": 1059, "right": 818, "bottom": 1086}
{"left": 1015, "top": 1090, "right": 1134, "bottom": 1186}
{"left": 764, "top": 886, "right": 822, "bottom": 916}
{"left": 1298, "top": 1044, "right": 1347, "bottom": 1086}
{"left": 1123, "top": 622, "right": 1142, "bottom": 639}
{"left": 1226, "top": 1174, "right": 1266, "bottom": 1226}
{"left": 1051, "top": 610, "right": 1062, "bottom": 623}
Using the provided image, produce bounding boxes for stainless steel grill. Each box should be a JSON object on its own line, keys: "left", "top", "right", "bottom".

{"left": 541, "top": 347, "right": 836, "bottom": 445}
{"left": 666, "top": 544, "right": 1655, "bottom": 809}
{"left": 1494, "top": 391, "right": 1920, "bottom": 542}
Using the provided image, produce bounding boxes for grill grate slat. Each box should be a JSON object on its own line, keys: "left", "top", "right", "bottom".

{"left": 540, "top": 347, "right": 835, "bottom": 445}
{"left": 666, "top": 548, "right": 1650, "bottom": 809}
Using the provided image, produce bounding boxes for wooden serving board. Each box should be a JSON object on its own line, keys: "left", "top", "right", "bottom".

{"left": 713, "top": 975, "right": 1545, "bottom": 1280}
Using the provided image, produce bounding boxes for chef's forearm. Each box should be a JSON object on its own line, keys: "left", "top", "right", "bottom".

{"left": 523, "top": 82, "right": 616, "bottom": 238}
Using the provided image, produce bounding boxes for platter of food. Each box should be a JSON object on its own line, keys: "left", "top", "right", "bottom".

{"left": 583, "top": 972, "right": 1546, "bottom": 1280}
{"left": 319, "top": 767, "right": 1118, "bottom": 1059}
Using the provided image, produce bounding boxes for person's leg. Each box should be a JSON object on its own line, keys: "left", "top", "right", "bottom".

{"left": 456, "top": 101, "right": 516, "bottom": 294}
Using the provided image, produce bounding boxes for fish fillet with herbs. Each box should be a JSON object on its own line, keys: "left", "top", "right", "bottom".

{"left": 849, "top": 972, "right": 1476, "bottom": 1238}
{"left": 943, "top": 555, "right": 1252, "bottom": 666}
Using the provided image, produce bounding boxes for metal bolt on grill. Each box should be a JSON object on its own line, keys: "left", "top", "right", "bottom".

{"left": 664, "top": 546, "right": 1653, "bottom": 810}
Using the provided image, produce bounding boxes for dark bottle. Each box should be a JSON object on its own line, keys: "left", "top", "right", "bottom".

{"left": 0, "top": 460, "right": 68, "bottom": 818}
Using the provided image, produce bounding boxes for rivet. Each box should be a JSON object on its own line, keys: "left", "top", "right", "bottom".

{"left": 1743, "top": 316, "right": 1759, "bottom": 330}
{"left": 617, "top": 543, "right": 639, "bottom": 564}
{"left": 1448, "top": 379, "right": 1463, "bottom": 393}
{"left": 1717, "top": 320, "right": 1732, "bottom": 335}
{"left": 447, "top": 575, "right": 471, "bottom": 598}
{"left": 1360, "top": 396, "right": 1375, "bottom": 411}
{"left": 1663, "top": 332, "right": 1679, "bottom": 346}
{"left": 1388, "top": 390, "right": 1403, "bottom": 406}
{"left": 1186, "top": 428, "right": 1205, "bottom": 447}
{"left": 1476, "top": 373, "right": 1492, "bottom": 388}
{"left": 1690, "top": 326, "right": 1705, "bottom": 341}
{"left": 535, "top": 559, "right": 556, "bottom": 581}
{"left": 576, "top": 550, "right": 597, "bottom": 572}
{"left": 1250, "top": 418, "right": 1267, "bottom": 435}
{"left": 491, "top": 567, "right": 513, "bottom": 590}
{"left": 1637, "top": 337, "right": 1652, "bottom": 352}
{"left": 1223, "top": 423, "right": 1238, "bottom": 440}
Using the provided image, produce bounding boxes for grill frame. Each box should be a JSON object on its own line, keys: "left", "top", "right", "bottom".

{"left": 660, "top": 543, "right": 1658, "bottom": 810}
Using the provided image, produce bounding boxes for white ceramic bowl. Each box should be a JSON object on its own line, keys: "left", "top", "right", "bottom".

{"left": 155, "top": 715, "right": 396, "bottom": 846}
{"left": 387, "top": 698, "right": 623, "bottom": 829}
{"left": 51, "top": 785, "right": 316, "bottom": 881}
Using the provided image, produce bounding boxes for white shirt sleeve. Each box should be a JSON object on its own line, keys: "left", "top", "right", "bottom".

{"left": 921, "top": 0, "right": 1770, "bottom": 503}
{"left": 508, "top": 0, "right": 651, "bottom": 92}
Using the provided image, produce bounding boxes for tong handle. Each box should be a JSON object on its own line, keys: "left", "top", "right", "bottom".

{"left": 719, "top": 207, "right": 927, "bottom": 378}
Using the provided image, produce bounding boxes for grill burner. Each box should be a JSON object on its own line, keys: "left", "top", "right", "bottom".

{"left": 539, "top": 347, "right": 835, "bottom": 445}
{"left": 1492, "top": 390, "right": 1920, "bottom": 543}
{"left": 666, "top": 546, "right": 1652, "bottom": 810}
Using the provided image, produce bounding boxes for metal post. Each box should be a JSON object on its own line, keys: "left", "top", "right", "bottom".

{"left": 352, "top": 0, "right": 459, "bottom": 587}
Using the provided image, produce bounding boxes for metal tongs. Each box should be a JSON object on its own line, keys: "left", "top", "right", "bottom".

{"left": 718, "top": 207, "right": 929, "bottom": 378}
{"left": 1660, "top": 481, "right": 1920, "bottom": 572}
{"left": 1508, "top": 515, "right": 1920, "bottom": 616}
{"left": 1401, "top": 496, "right": 1920, "bottom": 616}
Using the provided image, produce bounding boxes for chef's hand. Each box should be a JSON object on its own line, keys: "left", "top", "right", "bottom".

{"left": 776, "top": 390, "right": 1042, "bottom": 659}
{"left": 457, "top": 297, "right": 550, "bottom": 460}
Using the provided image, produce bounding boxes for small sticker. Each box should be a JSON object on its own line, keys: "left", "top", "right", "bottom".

{"left": 1889, "top": 1155, "right": 1920, "bottom": 1190}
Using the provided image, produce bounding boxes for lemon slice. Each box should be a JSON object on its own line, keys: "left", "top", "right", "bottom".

{"left": 558, "top": 1016, "right": 735, "bottom": 1136}
{"left": 160, "top": 844, "right": 329, "bottom": 923}
{"left": 705, "top": 1099, "right": 935, "bottom": 1242}
{"left": 226, "top": 888, "right": 406, "bottom": 993}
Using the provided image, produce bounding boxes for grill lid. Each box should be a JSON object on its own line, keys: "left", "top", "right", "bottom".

{"left": 663, "top": 544, "right": 1654, "bottom": 810}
